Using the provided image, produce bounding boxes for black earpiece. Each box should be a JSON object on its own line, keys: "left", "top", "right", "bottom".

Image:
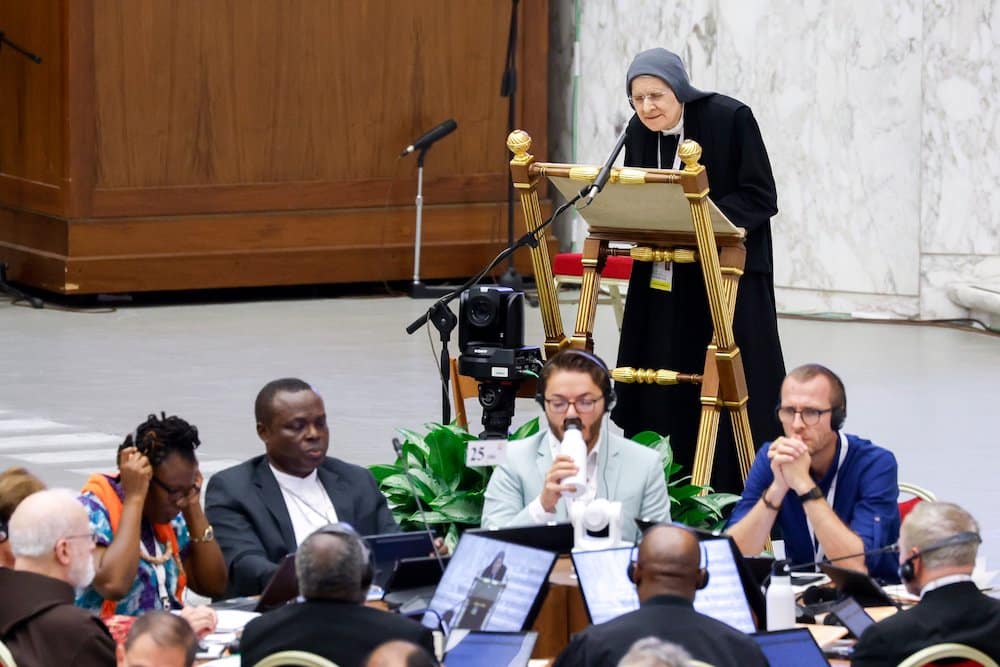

{"left": 898, "top": 531, "right": 982, "bottom": 583}
{"left": 535, "top": 349, "right": 617, "bottom": 412}
{"left": 0, "top": 518, "right": 7, "bottom": 543}
{"left": 626, "top": 525, "right": 710, "bottom": 590}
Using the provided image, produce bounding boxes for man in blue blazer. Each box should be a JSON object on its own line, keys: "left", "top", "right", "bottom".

{"left": 482, "top": 350, "right": 670, "bottom": 542}
{"left": 206, "top": 378, "right": 398, "bottom": 598}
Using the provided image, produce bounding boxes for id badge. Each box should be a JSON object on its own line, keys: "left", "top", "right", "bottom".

{"left": 650, "top": 261, "right": 673, "bottom": 292}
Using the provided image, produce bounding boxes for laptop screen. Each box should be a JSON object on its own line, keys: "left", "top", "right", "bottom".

{"left": 572, "top": 536, "right": 756, "bottom": 633}
{"left": 571, "top": 546, "right": 638, "bottom": 624}
{"left": 751, "top": 628, "right": 830, "bottom": 667}
{"left": 444, "top": 630, "right": 538, "bottom": 667}
{"left": 422, "top": 533, "right": 557, "bottom": 632}
{"left": 363, "top": 531, "right": 434, "bottom": 589}
{"left": 829, "top": 596, "right": 876, "bottom": 638}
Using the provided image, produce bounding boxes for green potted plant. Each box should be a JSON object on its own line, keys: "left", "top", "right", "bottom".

{"left": 369, "top": 419, "right": 740, "bottom": 549}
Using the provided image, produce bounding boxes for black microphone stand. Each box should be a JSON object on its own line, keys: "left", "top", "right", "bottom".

{"left": 406, "top": 189, "right": 585, "bottom": 426}
{"left": 0, "top": 30, "right": 44, "bottom": 309}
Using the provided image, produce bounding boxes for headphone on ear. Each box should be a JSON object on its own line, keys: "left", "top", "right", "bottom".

{"left": 535, "top": 349, "right": 617, "bottom": 413}
{"left": 626, "top": 525, "right": 709, "bottom": 590}
{"left": 0, "top": 518, "right": 7, "bottom": 544}
{"left": 826, "top": 367, "right": 847, "bottom": 431}
{"left": 898, "top": 531, "right": 982, "bottom": 583}
{"left": 314, "top": 522, "right": 374, "bottom": 591}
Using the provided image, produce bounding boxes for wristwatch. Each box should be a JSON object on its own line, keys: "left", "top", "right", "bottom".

{"left": 799, "top": 486, "right": 824, "bottom": 503}
{"left": 191, "top": 525, "right": 215, "bottom": 543}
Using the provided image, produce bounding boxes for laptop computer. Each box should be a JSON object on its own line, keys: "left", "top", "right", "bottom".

{"left": 255, "top": 553, "right": 298, "bottom": 612}
{"left": 572, "top": 534, "right": 760, "bottom": 633}
{"left": 466, "top": 523, "right": 575, "bottom": 554}
{"left": 751, "top": 628, "right": 831, "bottom": 666}
{"left": 382, "top": 554, "right": 451, "bottom": 613}
{"left": 826, "top": 596, "right": 876, "bottom": 639}
{"left": 363, "top": 531, "right": 435, "bottom": 590}
{"left": 443, "top": 631, "right": 538, "bottom": 667}
{"left": 422, "top": 533, "right": 557, "bottom": 632}
{"left": 818, "top": 562, "right": 896, "bottom": 607}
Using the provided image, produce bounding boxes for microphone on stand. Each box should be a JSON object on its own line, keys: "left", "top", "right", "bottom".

{"left": 582, "top": 116, "right": 633, "bottom": 206}
{"left": 786, "top": 542, "right": 899, "bottom": 574}
{"left": 392, "top": 437, "right": 447, "bottom": 574}
{"left": 400, "top": 119, "right": 458, "bottom": 157}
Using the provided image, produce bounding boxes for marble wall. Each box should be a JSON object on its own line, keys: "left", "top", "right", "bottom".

{"left": 546, "top": 0, "right": 1000, "bottom": 321}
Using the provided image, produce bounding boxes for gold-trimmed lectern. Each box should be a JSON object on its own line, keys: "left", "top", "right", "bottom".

{"left": 508, "top": 130, "right": 755, "bottom": 488}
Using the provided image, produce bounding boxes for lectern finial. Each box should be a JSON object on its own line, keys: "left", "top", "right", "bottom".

{"left": 507, "top": 130, "right": 533, "bottom": 159}
{"left": 678, "top": 140, "right": 703, "bottom": 172}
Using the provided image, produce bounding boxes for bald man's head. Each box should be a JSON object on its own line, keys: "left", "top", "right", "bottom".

{"left": 365, "top": 640, "right": 437, "bottom": 667}
{"left": 632, "top": 525, "right": 706, "bottom": 602}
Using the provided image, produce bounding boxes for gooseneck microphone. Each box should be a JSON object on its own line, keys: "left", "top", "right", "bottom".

{"left": 582, "top": 117, "right": 632, "bottom": 206}
{"left": 391, "top": 437, "right": 447, "bottom": 574}
{"left": 400, "top": 118, "right": 458, "bottom": 157}
{"left": 787, "top": 542, "right": 899, "bottom": 574}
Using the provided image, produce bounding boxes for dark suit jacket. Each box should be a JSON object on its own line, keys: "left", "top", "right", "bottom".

{"left": 238, "top": 598, "right": 434, "bottom": 667}
{"left": 205, "top": 454, "right": 398, "bottom": 597}
{"left": 552, "top": 594, "right": 768, "bottom": 667}
{"left": 852, "top": 581, "right": 1000, "bottom": 666}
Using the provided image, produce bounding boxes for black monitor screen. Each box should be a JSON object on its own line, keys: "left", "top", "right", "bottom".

{"left": 422, "top": 533, "right": 556, "bottom": 632}
{"left": 363, "top": 532, "right": 434, "bottom": 589}
{"left": 751, "top": 628, "right": 830, "bottom": 667}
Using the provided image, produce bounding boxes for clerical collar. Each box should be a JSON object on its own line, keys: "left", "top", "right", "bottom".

{"left": 659, "top": 107, "right": 684, "bottom": 136}
{"left": 269, "top": 463, "right": 320, "bottom": 491}
{"left": 920, "top": 573, "right": 973, "bottom": 598}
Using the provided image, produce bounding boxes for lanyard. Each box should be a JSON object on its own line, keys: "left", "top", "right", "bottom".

{"left": 807, "top": 431, "right": 849, "bottom": 562}
{"left": 140, "top": 538, "right": 172, "bottom": 610}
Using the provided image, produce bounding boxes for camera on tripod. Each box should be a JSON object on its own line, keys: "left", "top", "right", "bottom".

{"left": 457, "top": 286, "right": 542, "bottom": 439}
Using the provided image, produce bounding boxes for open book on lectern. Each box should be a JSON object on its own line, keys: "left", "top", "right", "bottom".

{"left": 546, "top": 168, "right": 744, "bottom": 238}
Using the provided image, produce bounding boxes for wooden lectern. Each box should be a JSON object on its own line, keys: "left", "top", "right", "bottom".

{"left": 507, "top": 130, "right": 755, "bottom": 487}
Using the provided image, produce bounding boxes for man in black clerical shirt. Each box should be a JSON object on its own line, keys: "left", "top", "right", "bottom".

{"left": 553, "top": 524, "right": 767, "bottom": 667}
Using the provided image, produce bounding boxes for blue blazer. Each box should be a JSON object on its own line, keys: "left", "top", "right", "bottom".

{"left": 481, "top": 430, "right": 671, "bottom": 542}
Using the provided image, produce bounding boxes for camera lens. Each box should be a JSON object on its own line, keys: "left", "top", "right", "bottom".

{"left": 467, "top": 296, "right": 497, "bottom": 327}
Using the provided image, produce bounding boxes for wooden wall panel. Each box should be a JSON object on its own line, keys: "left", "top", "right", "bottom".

{"left": 0, "top": 0, "right": 65, "bottom": 216}
{"left": 0, "top": 0, "right": 550, "bottom": 294}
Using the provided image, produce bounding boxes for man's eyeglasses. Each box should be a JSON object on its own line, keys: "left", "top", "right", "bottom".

{"left": 629, "top": 90, "right": 671, "bottom": 106}
{"left": 63, "top": 527, "right": 98, "bottom": 544}
{"left": 151, "top": 475, "right": 199, "bottom": 500}
{"left": 775, "top": 407, "right": 833, "bottom": 426}
{"left": 544, "top": 395, "right": 604, "bottom": 414}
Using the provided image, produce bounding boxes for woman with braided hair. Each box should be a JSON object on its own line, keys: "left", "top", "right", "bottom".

{"left": 75, "top": 413, "right": 226, "bottom": 630}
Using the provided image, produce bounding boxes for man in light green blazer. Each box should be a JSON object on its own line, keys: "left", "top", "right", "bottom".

{"left": 482, "top": 350, "right": 670, "bottom": 542}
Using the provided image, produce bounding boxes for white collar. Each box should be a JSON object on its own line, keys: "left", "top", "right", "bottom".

{"left": 269, "top": 463, "right": 321, "bottom": 492}
{"left": 920, "top": 573, "right": 973, "bottom": 597}
{"left": 659, "top": 107, "right": 685, "bottom": 136}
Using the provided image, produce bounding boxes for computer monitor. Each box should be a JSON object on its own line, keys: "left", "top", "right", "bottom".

{"left": 818, "top": 562, "right": 896, "bottom": 607}
{"left": 363, "top": 531, "right": 435, "bottom": 589}
{"left": 751, "top": 628, "right": 831, "bottom": 667}
{"left": 422, "top": 533, "right": 557, "bottom": 632}
{"left": 572, "top": 534, "right": 759, "bottom": 633}
{"left": 443, "top": 631, "right": 538, "bottom": 667}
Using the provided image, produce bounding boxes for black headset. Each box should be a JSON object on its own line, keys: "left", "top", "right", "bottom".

{"left": 898, "top": 531, "right": 982, "bottom": 583}
{"left": 626, "top": 525, "right": 709, "bottom": 591}
{"left": 0, "top": 518, "right": 7, "bottom": 544}
{"left": 535, "top": 349, "right": 617, "bottom": 413}
{"left": 313, "top": 522, "right": 374, "bottom": 590}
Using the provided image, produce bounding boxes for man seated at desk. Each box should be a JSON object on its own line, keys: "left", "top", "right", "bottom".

{"left": 482, "top": 350, "right": 670, "bottom": 542}
{"left": 205, "top": 378, "right": 399, "bottom": 597}
{"left": 553, "top": 524, "right": 767, "bottom": 667}
{"left": 852, "top": 501, "right": 1000, "bottom": 666}
{"left": 726, "top": 364, "right": 900, "bottom": 581}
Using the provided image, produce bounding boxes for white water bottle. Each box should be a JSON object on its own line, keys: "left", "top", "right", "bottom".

{"left": 559, "top": 418, "right": 587, "bottom": 500}
{"left": 766, "top": 560, "right": 796, "bottom": 630}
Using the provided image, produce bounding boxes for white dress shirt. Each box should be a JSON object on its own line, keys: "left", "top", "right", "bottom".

{"left": 270, "top": 464, "right": 339, "bottom": 546}
{"left": 527, "top": 429, "right": 605, "bottom": 523}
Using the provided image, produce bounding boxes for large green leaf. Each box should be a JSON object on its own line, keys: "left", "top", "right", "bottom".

{"left": 425, "top": 427, "right": 466, "bottom": 489}
{"left": 509, "top": 417, "right": 540, "bottom": 441}
{"left": 369, "top": 464, "right": 403, "bottom": 483}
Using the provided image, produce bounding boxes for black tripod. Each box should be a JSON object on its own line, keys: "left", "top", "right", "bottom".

{"left": 0, "top": 30, "right": 44, "bottom": 308}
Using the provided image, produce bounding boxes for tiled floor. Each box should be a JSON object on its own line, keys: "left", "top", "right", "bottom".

{"left": 0, "top": 292, "right": 997, "bottom": 569}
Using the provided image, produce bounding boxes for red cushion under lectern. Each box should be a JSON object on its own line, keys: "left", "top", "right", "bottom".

{"left": 552, "top": 253, "right": 633, "bottom": 280}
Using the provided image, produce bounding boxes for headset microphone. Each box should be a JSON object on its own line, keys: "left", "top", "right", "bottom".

{"left": 898, "top": 531, "right": 982, "bottom": 583}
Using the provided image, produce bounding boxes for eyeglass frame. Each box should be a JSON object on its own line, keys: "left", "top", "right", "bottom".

{"left": 628, "top": 90, "right": 673, "bottom": 107}
{"left": 775, "top": 406, "right": 834, "bottom": 426}
{"left": 543, "top": 395, "right": 605, "bottom": 414}
{"left": 150, "top": 475, "right": 200, "bottom": 500}
{"left": 62, "top": 527, "right": 99, "bottom": 544}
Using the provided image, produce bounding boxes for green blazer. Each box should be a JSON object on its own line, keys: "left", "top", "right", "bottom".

{"left": 481, "top": 430, "right": 671, "bottom": 542}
